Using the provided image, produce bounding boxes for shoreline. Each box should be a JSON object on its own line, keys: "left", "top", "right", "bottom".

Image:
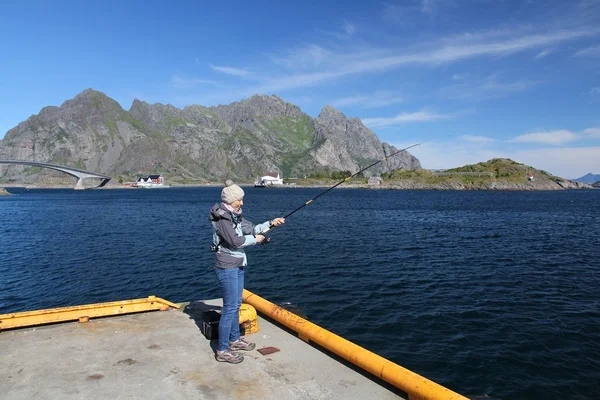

{"left": 1, "top": 180, "right": 595, "bottom": 191}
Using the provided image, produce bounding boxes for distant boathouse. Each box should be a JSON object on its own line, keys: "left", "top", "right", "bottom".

{"left": 257, "top": 171, "right": 283, "bottom": 186}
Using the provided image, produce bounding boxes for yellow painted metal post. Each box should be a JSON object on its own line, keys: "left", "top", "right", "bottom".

{"left": 243, "top": 289, "right": 468, "bottom": 400}
{"left": 239, "top": 303, "right": 259, "bottom": 334}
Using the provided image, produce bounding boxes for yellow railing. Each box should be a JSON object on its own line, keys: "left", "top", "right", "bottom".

{"left": 0, "top": 296, "right": 180, "bottom": 331}
{"left": 243, "top": 289, "right": 468, "bottom": 400}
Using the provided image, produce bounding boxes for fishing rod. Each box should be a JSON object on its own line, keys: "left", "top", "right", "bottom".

{"left": 261, "top": 139, "right": 429, "bottom": 236}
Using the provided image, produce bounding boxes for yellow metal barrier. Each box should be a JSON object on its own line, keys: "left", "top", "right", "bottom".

{"left": 239, "top": 303, "right": 259, "bottom": 334}
{"left": 0, "top": 296, "right": 180, "bottom": 331}
{"left": 243, "top": 289, "right": 468, "bottom": 400}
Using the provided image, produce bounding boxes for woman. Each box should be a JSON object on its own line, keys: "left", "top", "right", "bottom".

{"left": 209, "top": 180, "right": 285, "bottom": 363}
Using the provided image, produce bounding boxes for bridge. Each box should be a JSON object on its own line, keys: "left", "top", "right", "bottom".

{"left": 0, "top": 160, "right": 111, "bottom": 189}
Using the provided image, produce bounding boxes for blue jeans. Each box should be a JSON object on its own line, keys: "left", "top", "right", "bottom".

{"left": 214, "top": 266, "right": 244, "bottom": 351}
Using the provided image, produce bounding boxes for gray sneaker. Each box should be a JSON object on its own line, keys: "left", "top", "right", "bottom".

{"left": 229, "top": 338, "right": 256, "bottom": 351}
{"left": 215, "top": 348, "right": 244, "bottom": 364}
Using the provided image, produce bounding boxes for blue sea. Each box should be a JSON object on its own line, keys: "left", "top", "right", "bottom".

{"left": 1, "top": 187, "right": 599, "bottom": 399}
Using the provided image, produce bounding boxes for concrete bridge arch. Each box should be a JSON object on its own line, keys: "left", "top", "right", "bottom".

{"left": 0, "top": 160, "right": 111, "bottom": 189}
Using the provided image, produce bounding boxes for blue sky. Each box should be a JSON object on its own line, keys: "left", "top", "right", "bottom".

{"left": 1, "top": 0, "right": 599, "bottom": 178}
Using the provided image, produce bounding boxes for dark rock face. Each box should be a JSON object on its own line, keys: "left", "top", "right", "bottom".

{"left": 312, "top": 106, "right": 420, "bottom": 175}
{"left": 0, "top": 89, "right": 420, "bottom": 183}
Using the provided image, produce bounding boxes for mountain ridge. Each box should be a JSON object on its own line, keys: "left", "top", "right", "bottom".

{"left": 574, "top": 173, "right": 600, "bottom": 184}
{"left": 0, "top": 89, "right": 421, "bottom": 184}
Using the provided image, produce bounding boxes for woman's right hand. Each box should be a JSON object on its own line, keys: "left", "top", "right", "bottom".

{"left": 255, "top": 234, "right": 265, "bottom": 243}
{"left": 271, "top": 217, "right": 285, "bottom": 226}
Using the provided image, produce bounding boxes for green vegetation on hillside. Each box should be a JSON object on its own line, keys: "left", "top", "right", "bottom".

{"left": 261, "top": 115, "right": 314, "bottom": 149}
{"left": 379, "top": 158, "right": 560, "bottom": 186}
{"left": 446, "top": 158, "right": 554, "bottom": 179}
{"left": 221, "top": 128, "right": 261, "bottom": 151}
{"left": 280, "top": 148, "right": 312, "bottom": 178}
{"left": 287, "top": 159, "right": 555, "bottom": 187}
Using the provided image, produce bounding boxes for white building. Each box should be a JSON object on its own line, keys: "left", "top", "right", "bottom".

{"left": 259, "top": 171, "right": 283, "bottom": 185}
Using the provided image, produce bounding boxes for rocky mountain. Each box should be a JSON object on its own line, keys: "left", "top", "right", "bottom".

{"left": 376, "top": 158, "right": 593, "bottom": 190}
{"left": 0, "top": 89, "right": 420, "bottom": 184}
{"left": 574, "top": 173, "right": 600, "bottom": 184}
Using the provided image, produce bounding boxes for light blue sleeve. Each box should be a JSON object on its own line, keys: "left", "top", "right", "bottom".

{"left": 254, "top": 220, "right": 272, "bottom": 234}
{"left": 238, "top": 235, "right": 258, "bottom": 248}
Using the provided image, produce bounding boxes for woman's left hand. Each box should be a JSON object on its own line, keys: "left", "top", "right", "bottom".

{"left": 271, "top": 217, "right": 285, "bottom": 226}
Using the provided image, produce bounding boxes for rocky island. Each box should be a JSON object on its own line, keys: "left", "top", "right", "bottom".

{"left": 290, "top": 158, "right": 591, "bottom": 190}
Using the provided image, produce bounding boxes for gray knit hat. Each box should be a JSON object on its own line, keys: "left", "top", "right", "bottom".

{"left": 221, "top": 180, "right": 245, "bottom": 204}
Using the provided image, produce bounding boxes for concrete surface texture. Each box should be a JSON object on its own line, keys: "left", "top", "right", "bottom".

{"left": 0, "top": 299, "right": 404, "bottom": 400}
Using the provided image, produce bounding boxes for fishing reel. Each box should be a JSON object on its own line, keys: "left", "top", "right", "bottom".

{"left": 260, "top": 236, "right": 271, "bottom": 245}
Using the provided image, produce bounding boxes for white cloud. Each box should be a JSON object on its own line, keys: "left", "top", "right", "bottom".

{"left": 382, "top": 3, "right": 418, "bottom": 23}
{"left": 333, "top": 91, "right": 403, "bottom": 108}
{"left": 534, "top": 48, "right": 554, "bottom": 59}
{"left": 249, "top": 70, "right": 346, "bottom": 94}
{"left": 381, "top": 29, "right": 594, "bottom": 65}
{"left": 511, "top": 130, "right": 579, "bottom": 145}
{"left": 171, "top": 23, "right": 600, "bottom": 100}
{"left": 439, "top": 74, "right": 539, "bottom": 100}
{"left": 421, "top": 0, "right": 455, "bottom": 15}
{"left": 210, "top": 64, "right": 249, "bottom": 77}
{"left": 317, "top": 23, "right": 359, "bottom": 40}
{"left": 481, "top": 77, "right": 538, "bottom": 92}
{"left": 513, "top": 147, "right": 600, "bottom": 178}
{"left": 362, "top": 110, "right": 452, "bottom": 128}
{"left": 421, "top": 0, "right": 435, "bottom": 14}
{"left": 252, "top": 28, "right": 596, "bottom": 94}
{"left": 460, "top": 135, "right": 495, "bottom": 143}
{"left": 343, "top": 22, "right": 355, "bottom": 35}
{"left": 574, "top": 44, "right": 600, "bottom": 56}
{"left": 270, "top": 44, "right": 337, "bottom": 70}
{"left": 171, "top": 75, "right": 220, "bottom": 89}
{"left": 591, "top": 87, "right": 600, "bottom": 95}
{"left": 583, "top": 127, "right": 600, "bottom": 137}
{"left": 452, "top": 73, "right": 467, "bottom": 80}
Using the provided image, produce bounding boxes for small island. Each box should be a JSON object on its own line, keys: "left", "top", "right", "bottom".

{"left": 0, "top": 187, "right": 10, "bottom": 195}
{"left": 289, "top": 159, "right": 593, "bottom": 191}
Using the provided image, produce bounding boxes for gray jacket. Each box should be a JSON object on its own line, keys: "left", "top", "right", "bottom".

{"left": 209, "top": 203, "right": 271, "bottom": 268}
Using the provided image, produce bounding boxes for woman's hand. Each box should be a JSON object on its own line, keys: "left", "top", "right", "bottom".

{"left": 271, "top": 217, "right": 285, "bottom": 227}
{"left": 255, "top": 234, "right": 266, "bottom": 243}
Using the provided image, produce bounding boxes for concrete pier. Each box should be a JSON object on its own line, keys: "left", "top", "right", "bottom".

{"left": 0, "top": 299, "right": 405, "bottom": 400}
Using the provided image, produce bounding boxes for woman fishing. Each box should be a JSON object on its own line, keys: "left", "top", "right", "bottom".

{"left": 209, "top": 180, "right": 285, "bottom": 363}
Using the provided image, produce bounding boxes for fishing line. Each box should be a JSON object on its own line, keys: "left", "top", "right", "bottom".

{"left": 261, "top": 139, "right": 430, "bottom": 236}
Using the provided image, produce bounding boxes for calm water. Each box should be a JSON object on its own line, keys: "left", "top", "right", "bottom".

{"left": 1, "top": 187, "right": 599, "bottom": 399}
